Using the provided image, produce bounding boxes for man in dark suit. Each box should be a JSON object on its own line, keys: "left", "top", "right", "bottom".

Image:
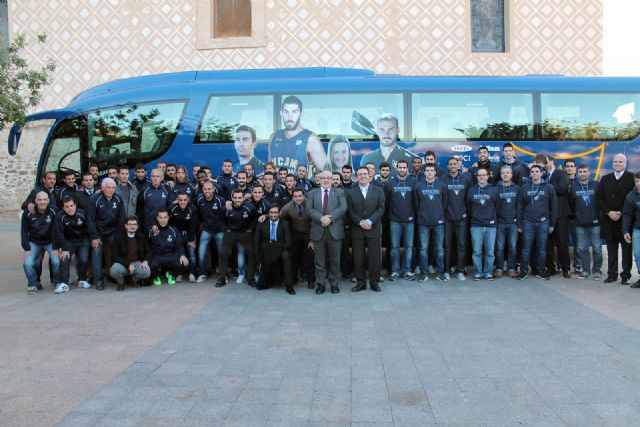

{"left": 254, "top": 204, "right": 294, "bottom": 294}
{"left": 347, "top": 166, "right": 386, "bottom": 292}
{"left": 306, "top": 170, "right": 348, "bottom": 294}
{"left": 597, "top": 154, "right": 635, "bottom": 285}
{"left": 280, "top": 188, "right": 316, "bottom": 289}
{"left": 545, "top": 156, "right": 572, "bottom": 278}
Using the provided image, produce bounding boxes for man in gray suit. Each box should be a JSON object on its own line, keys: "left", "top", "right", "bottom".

{"left": 347, "top": 166, "right": 386, "bottom": 292}
{"left": 306, "top": 170, "right": 348, "bottom": 294}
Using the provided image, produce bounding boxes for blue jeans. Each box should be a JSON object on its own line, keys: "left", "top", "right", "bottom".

{"left": 418, "top": 224, "right": 444, "bottom": 274}
{"left": 59, "top": 240, "right": 90, "bottom": 284}
{"left": 237, "top": 243, "right": 246, "bottom": 276}
{"left": 495, "top": 223, "right": 518, "bottom": 272}
{"left": 575, "top": 226, "right": 602, "bottom": 275}
{"left": 521, "top": 221, "right": 550, "bottom": 274}
{"left": 91, "top": 234, "right": 114, "bottom": 286}
{"left": 632, "top": 229, "right": 640, "bottom": 274}
{"left": 23, "top": 242, "right": 60, "bottom": 287}
{"left": 390, "top": 221, "right": 414, "bottom": 275}
{"left": 470, "top": 226, "right": 497, "bottom": 277}
{"left": 569, "top": 219, "right": 582, "bottom": 269}
{"left": 198, "top": 229, "right": 223, "bottom": 276}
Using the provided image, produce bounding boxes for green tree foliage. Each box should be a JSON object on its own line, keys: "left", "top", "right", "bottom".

{"left": 0, "top": 33, "right": 56, "bottom": 131}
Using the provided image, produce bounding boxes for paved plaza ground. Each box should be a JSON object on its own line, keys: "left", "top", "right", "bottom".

{"left": 2, "top": 224, "right": 640, "bottom": 426}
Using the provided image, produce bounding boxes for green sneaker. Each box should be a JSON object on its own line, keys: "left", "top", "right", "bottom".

{"left": 153, "top": 277, "right": 162, "bottom": 286}
{"left": 166, "top": 273, "right": 176, "bottom": 285}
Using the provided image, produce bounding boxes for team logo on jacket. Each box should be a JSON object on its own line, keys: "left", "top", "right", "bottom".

{"left": 77, "top": 219, "right": 83, "bottom": 225}
{"left": 113, "top": 202, "right": 117, "bottom": 209}
{"left": 46, "top": 216, "right": 51, "bottom": 223}
{"left": 167, "top": 235, "right": 173, "bottom": 242}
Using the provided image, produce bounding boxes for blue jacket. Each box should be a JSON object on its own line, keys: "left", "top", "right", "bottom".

{"left": 87, "top": 192, "right": 125, "bottom": 239}
{"left": 53, "top": 209, "right": 89, "bottom": 250}
{"left": 496, "top": 181, "right": 520, "bottom": 224}
{"left": 622, "top": 188, "right": 640, "bottom": 235}
{"left": 441, "top": 172, "right": 472, "bottom": 222}
{"left": 21, "top": 206, "right": 58, "bottom": 250}
{"left": 196, "top": 194, "right": 227, "bottom": 234}
{"left": 169, "top": 203, "right": 198, "bottom": 242}
{"left": 137, "top": 184, "right": 175, "bottom": 230}
{"left": 225, "top": 202, "right": 256, "bottom": 232}
{"left": 413, "top": 178, "right": 448, "bottom": 226}
{"left": 517, "top": 180, "right": 558, "bottom": 228}
{"left": 466, "top": 184, "right": 499, "bottom": 227}
{"left": 570, "top": 179, "right": 601, "bottom": 227}
{"left": 384, "top": 175, "right": 416, "bottom": 223}
{"left": 148, "top": 224, "right": 185, "bottom": 257}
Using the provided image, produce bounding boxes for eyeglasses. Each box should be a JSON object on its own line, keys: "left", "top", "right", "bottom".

{"left": 126, "top": 223, "right": 138, "bottom": 227}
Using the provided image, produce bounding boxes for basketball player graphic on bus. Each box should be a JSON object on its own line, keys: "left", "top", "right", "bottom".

{"left": 269, "top": 95, "right": 327, "bottom": 174}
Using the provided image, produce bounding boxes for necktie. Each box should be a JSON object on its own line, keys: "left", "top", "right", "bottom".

{"left": 323, "top": 189, "right": 329, "bottom": 215}
{"left": 298, "top": 204, "right": 303, "bottom": 217}
{"left": 270, "top": 222, "right": 276, "bottom": 242}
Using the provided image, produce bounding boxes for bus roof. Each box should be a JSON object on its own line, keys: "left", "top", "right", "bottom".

{"left": 56, "top": 68, "right": 640, "bottom": 114}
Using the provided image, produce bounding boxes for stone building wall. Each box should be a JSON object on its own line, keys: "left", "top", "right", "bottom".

{"left": 0, "top": 0, "right": 603, "bottom": 221}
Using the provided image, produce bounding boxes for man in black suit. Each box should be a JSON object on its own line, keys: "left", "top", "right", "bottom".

{"left": 598, "top": 154, "right": 635, "bottom": 285}
{"left": 254, "top": 204, "right": 294, "bottom": 294}
{"left": 545, "top": 156, "right": 572, "bottom": 278}
{"left": 347, "top": 166, "right": 386, "bottom": 292}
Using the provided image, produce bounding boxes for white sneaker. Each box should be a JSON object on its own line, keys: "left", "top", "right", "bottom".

{"left": 456, "top": 272, "right": 466, "bottom": 281}
{"left": 78, "top": 281, "right": 91, "bottom": 289}
{"left": 404, "top": 272, "right": 415, "bottom": 281}
{"left": 444, "top": 272, "right": 451, "bottom": 281}
{"left": 196, "top": 275, "right": 208, "bottom": 283}
{"left": 176, "top": 275, "right": 183, "bottom": 283}
{"left": 188, "top": 273, "right": 196, "bottom": 283}
{"left": 54, "top": 283, "right": 70, "bottom": 294}
{"left": 235, "top": 274, "right": 245, "bottom": 284}
{"left": 428, "top": 265, "right": 436, "bottom": 274}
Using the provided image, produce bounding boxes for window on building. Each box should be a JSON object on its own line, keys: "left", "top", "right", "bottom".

{"left": 213, "top": 0, "right": 251, "bottom": 38}
{"left": 0, "top": 0, "right": 9, "bottom": 48}
{"left": 196, "top": 0, "right": 265, "bottom": 49}
{"left": 471, "top": 0, "right": 506, "bottom": 53}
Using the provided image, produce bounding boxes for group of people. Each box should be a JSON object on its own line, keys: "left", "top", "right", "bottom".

{"left": 19, "top": 128, "right": 640, "bottom": 295}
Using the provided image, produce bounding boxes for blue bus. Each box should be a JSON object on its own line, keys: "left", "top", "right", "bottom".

{"left": 7, "top": 67, "right": 640, "bottom": 183}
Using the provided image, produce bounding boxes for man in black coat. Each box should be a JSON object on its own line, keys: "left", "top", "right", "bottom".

{"left": 597, "top": 154, "right": 635, "bottom": 285}
{"left": 109, "top": 216, "right": 152, "bottom": 290}
{"left": 545, "top": 156, "right": 572, "bottom": 278}
{"left": 254, "top": 204, "right": 294, "bottom": 294}
{"left": 347, "top": 166, "right": 386, "bottom": 292}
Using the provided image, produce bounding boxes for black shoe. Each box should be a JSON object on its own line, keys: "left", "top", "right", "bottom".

{"left": 215, "top": 278, "right": 226, "bottom": 288}
{"left": 36, "top": 283, "right": 43, "bottom": 291}
{"left": 116, "top": 282, "right": 124, "bottom": 291}
{"left": 536, "top": 273, "right": 550, "bottom": 281}
{"left": 351, "top": 284, "right": 367, "bottom": 292}
{"left": 307, "top": 281, "right": 316, "bottom": 289}
{"left": 604, "top": 276, "right": 617, "bottom": 283}
{"left": 562, "top": 270, "right": 571, "bottom": 279}
{"left": 316, "top": 284, "right": 326, "bottom": 295}
{"left": 330, "top": 285, "right": 340, "bottom": 294}
{"left": 286, "top": 287, "right": 296, "bottom": 295}
{"left": 516, "top": 272, "right": 528, "bottom": 280}
{"left": 370, "top": 284, "right": 381, "bottom": 292}
{"left": 621, "top": 278, "right": 631, "bottom": 286}
{"left": 631, "top": 280, "right": 640, "bottom": 288}
{"left": 248, "top": 279, "right": 257, "bottom": 288}
{"left": 96, "top": 283, "right": 105, "bottom": 290}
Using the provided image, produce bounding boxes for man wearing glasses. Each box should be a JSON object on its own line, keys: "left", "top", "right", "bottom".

{"left": 110, "top": 216, "right": 151, "bottom": 290}
{"left": 306, "top": 170, "right": 347, "bottom": 294}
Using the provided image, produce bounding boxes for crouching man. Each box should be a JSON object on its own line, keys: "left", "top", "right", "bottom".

{"left": 148, "top": 209, "right": 189, "bottom": 285}
{"left": 53, "top": 196, "right": 91, "bottom": 292}
{"left": 110, "top": 216, "right": 152, "bottom": 290}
